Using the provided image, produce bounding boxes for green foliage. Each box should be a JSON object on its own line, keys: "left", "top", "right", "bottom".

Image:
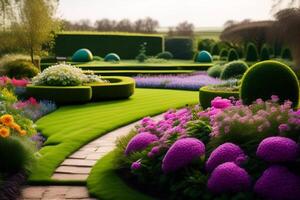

{"left": 199, "top": 85, "right": 239, "bottom": 108}
{"left": 260, "top": 45, "right": 270, "bottom": 61}
{"left": 156, "top": 51, "right": 173, "bottom": 60}
{"left": 0, "top": 136, "right": 35, "bottom": 174}
{"left": 220, "top": 61, "right": 248, "bottom": 80}
{"left": 86, "top": 76, "right": 135, "bottom": 101}
{"left": 55, "top": 32, "right": 163, "bottom": 59}
{"left": 3, "top": 59, "right": 39, "bottom": 78}
{"left": 186, "top": 120, "right": 212, "bottom": 144}
{"left": 72, "top": 48, "right": 93, "bottom": 62}
{"left": 195, "top": 51, "right": 213, "bottom": 63}
{"left": 207, "top": 64, "right": 223, "bottom": 78}
{"left": 227, "top": 48, "right": 239, "bottom": 61}
{"left": 165, "top": 37, "right": 194, "bottom": 59}
{"left": 136, "top": 43, "right": 148, "bottom": 63}
{"left": 210, "top": 44, "right": 220, "bottom": 55}
{"left": 245, "top": 42, "right": 259, "bottom": 61}
{"left": 281, "top": 48, "right": 292, "bottom": 60}
{"left": 26, "top": 85, "right": 92, "bottom": 104}
{"left": 240, "top": 60, "right": 300, "bottom": 107}
{"left": 197, "top": 39, "right": 215, "bottom": 51}
{"left": 93, "top": 56, "right": 103, "bottom": 61}
{"left": 104, "top": 53, "right": 121, "bottom": 62}
{"left": 219, "top": 49, "right": 228, "bottom": 60}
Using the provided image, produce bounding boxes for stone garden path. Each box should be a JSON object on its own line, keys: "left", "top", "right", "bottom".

{"left": 20, "top": 114, "right": 163, "bottom": 200}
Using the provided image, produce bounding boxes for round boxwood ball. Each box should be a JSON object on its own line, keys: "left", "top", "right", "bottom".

{"left": 72, "top": 48, "right": 93, "bottom": 62}
{"left": 240, "top": 60, "right": 300, "bottom": 107}
{"left": 227, "top": 48, "right": 239, "bottom": 61}
{"left": 104, "top": 53, "right": 121, "bottom": 62}
{"left": 156, "top": 51, "right": 173, "bottom": 60}
{"left": 195, "top": 51, "right": 213, "bottom": 63}
{"left": 220, "top": 61, "right": 248, "bottom": 80}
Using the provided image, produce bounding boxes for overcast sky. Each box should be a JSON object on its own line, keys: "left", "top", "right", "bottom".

{"left": 57, "top": 0, "right": 275, "bottom": 27}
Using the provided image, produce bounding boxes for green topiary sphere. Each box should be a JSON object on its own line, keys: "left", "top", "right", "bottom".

{"left": 156, "top": 51, "right": 173, "bottom": 60}
{"left": 104, "top": 53, "right": 121, "bottom": 62}
{"left": 220, "top": 61, "right": 248, "bottom": 80}
{"left": 207, "top": 64, "right": 224, "bottom": 78}
{"left": 245, "top": 42, "right": 259, "bottom": 62}
{"left": 227, "top": 48, "right": 239, "bottom": 61}
{"left": 281, "top": 48, "right": 292, "bottom": 60}
{"left": 219, "top": 49, "right": 229, "bottom": 60}
{"left": 260, "top": 45, "right": 270, "bottom": 61}
{"left": 4, "top": 59, "right": 39, "bottom": 79}
{"left": 195, "top": 51, "right": 213, "bottom": 63}
{"left": 210, "top": 44, "right": 220, "bottom": 55}
{"left": 72, "top": 48, "right": 93, "bottom": 62}
{"left": 240, "top": 60, "right": 299, "bottom": 107}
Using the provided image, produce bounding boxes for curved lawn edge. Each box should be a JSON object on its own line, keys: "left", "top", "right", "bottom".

{"left": 87, "top": 150, "right": 156, "bottom": 200}
{"left": 28, "top": 89, "right": 198, "bottom": 184}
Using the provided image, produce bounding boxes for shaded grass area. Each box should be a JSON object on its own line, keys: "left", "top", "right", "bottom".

{"left": 29, "top": 89, "right": 198, "bottom": 184}
{"left": 87, "top": 150, "right": 155, "bottom": 200}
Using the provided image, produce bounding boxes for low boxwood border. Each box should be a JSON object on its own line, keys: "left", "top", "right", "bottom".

{"left": 86, "top": 76, "right": 135, "bottom": 101}
{"left": 87, "top": 150, "right": 156, "bottom": 200}
{"left": 199, "top": 85, "right": 239, "bottom": 109}
{"left": 26, "top": 85, "right": 92, "bottom": 104}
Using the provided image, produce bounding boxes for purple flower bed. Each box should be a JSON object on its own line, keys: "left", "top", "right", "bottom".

{"left": 134, "top": 72, "right": 222, "bottom": 91}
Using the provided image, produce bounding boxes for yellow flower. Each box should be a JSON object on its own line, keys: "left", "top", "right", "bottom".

{"left": 0, "top": 114, "right": 14, "bottom": 126}
{"left": 19, "top": 130, "right": 27, "bottom": 136}
{"left": 0, "top": 127, "right": 10, "bottom": 138}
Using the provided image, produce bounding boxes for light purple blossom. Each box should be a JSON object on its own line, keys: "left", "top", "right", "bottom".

{"left": 207, "top": 162, "right": 251, "bottom": 194}
{"left": 279, "top": 123, "right": 290, "bottom": 133}
{"left": 162, "top": 138, "right": 205, "bottom": 173}
{"left": 254, "top": 165, "right": 300, "bottom": 200}
{"left": 256, "top": 136, "right": 299, "bottom": 163}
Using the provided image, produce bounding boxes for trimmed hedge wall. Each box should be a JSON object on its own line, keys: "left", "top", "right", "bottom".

{"left": 165, "top": 37, "right": 194, "bottom": 60}
{"left": 26, "top": 85, "right": 92, "bottom": 104}
{"left": 199, "top": 86, "right": 239, "bottom": 109}
{"left": 54, "top": 32, "right": 164, "bottom": 59}
{"left": 86, "top": 76, "right": 135, "bottom": 101}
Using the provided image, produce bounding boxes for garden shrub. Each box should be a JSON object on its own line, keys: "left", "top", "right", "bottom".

{"left": 281, "top": 48, "right": 292, "bottom": 60}
{"left": 245, "top": 42, "right": 259, "bottom": 62}
{"left": 207, "top": 64, "right": 223, "bottom": 78}
{"left": 195, "top": 51, "right": 213, "bottom": 63}
{"left": 165, "top": 37, "right": 194, "bottom": 59}
{"left": 55, "top": 32, "right": 163, "bottom": 59}
{"left": 219, "top": 49, "right": 229, "bottom": 60}
{"left": 227, "top": 48, "right": 239, "bottom": 61}
{"left": 240, "top": 60, "right": 299, "bottom": 107}
{"left": 210, "top": 43, "right": 220, "bottom": 55}
{"left": 0, "top": 136, "right": 35, "bottom": 174}
{"left": 156, "top": 51, "right": 173, "bottom": 60}
{"left": 72, "top": 48, "right": 93, "bottom": 62}
{"left": 104, "top": 53, "right": 120, "bottom": 62}
{"left": 3, "top": 60, "right": 39, "bottom": 79}
{"left": 220, "top": 60, "right": 248, "bottom": 80}
{"left": 199, "top": 86, "right": 239, "bottom": 109}
{"left": 198, "top": 39, "right": 215, "bottom": 51}
{"left": 260, "top": 45, "right": 270, "bottom": 61}
{"left": 93, "top": 56, "right": 103, "bottom": 61}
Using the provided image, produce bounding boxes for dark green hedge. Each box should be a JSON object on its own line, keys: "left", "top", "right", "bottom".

{"left": 85, "top": 76, "right": 135, "bottom": 101}
{"left": 199, "top": 86, "right": 239, "bottom": 109}
{"left": 165, "top": 37, "right": 194, "bottom": 60}
{"left": 54, "top": 32, "right": 164, "bottom": 59}
{"left": 26, "top": 85, "right": 92, "bottom": 104}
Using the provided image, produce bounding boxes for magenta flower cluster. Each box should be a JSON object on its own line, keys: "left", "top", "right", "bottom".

{"left": 125, "top": 132, "right": 158, "bottom": 155}
{"left": 198, "top": 96, "right": 300, "bottom": 137}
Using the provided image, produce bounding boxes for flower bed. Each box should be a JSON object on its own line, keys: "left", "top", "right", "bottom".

{"left": 134, "top": 72, "right": 222, "bottom": 91}
{"left": 102, "top": 96, "right": 300, "bottom": 200}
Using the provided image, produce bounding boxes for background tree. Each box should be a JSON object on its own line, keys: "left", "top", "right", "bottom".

{"left": 174, "top": 21, "right": 194, "bottom": 37}
{"left": 95, "top": 18, "right": 116, "bottom": 32}
{"left": 115, "top": 19, "right": 133, "bottom": 32}
{"left": 13, "top": 0, "right": 59, "bottom": 63}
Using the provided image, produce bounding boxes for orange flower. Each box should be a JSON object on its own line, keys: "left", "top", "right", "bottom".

{"left": 19, "top": 130, "right": 27, "bottom": 136}
{"left": 0, "top": 127, "right": 10, "bottom": 138}
{"left": 0, "top": 114, "right": 14, "bottom": 126}
{"left": 11, "top": 123, "right": 21, "bottom": 132}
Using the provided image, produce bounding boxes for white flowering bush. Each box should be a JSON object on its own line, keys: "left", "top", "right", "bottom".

{"left": 32, "top": 64, "right": 105, "bottom": 86}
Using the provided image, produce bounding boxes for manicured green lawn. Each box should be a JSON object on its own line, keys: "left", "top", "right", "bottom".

{"left": 29, "top": 88, "right": 198, "bottom": 184}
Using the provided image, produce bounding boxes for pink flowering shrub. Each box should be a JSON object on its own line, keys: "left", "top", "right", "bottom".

{"left": 256, "top": 136, "right": 299, "bottom": 163}
{"left": 125, "top": 132, "right": 158, "bottom": 155}
{"left": 162, "top": 138, "right": 205, "bottom": 173}
{"left": 254, "top": 166, "right": 300, "bottom": 200}
{"left": 207, "top": 162, "right": 251, "bottom": 193}
{"left": 206, "top": 142, "right": 247, "bottom": 172}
